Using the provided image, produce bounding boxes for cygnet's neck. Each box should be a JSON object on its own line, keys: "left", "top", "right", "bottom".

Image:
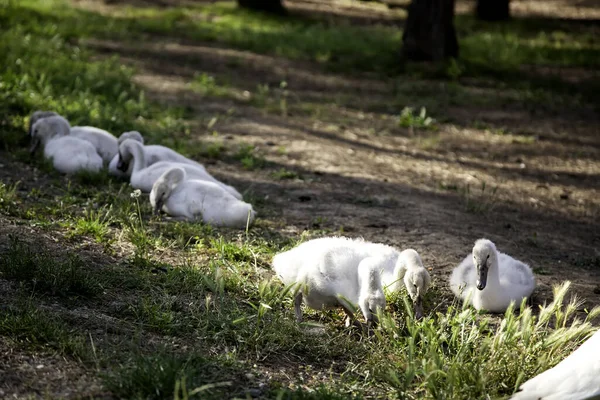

{"left": 360, "top": 266, "right": 382, "bottom": 296}
{"left": 482, "top": 250, "right": 501, "bottom": 290}
{"left": 127, "top": 141, "right": 146, "bottom": 174}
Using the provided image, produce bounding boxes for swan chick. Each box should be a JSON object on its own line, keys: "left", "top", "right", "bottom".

{"left": 450, "top": 239, "right": 535, "bottom": 313}
{"left": 272, "top": 237, "right": 391, "bottom": 327}
{"left": 108, "top": 131, "right": 145, "bottom": 177}
{"left": 119, "top": 138, "right": 243, "bottom": 198}
{"left": 390, "top": 249, "right": 431, "bottom": 319}
{"left": 150, "top": 167, "right": 255, "bottom": 228}
{"left": 28, "top": 110, "right": 59, "bottom": 137}
{"left": 30, "top": 116, "right": 102, "bottom": 174}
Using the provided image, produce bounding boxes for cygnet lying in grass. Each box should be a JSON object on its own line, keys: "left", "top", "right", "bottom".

{"left": 27, "top": 110, "right": 117, "bottom": 164}
{"left": 149, "top": 167, "right": 255, "bottom": 228}
{"left": 108, "top": 131, "right": 213, "bottom": 180}
{"left": 119, "top": 138, "right": 242, "bottom": 198}
{"left": 28, "top": 110, "right": 59, "bottom": 137}
{"left": 30, "top": 116, "right": 102, "bottom": 174}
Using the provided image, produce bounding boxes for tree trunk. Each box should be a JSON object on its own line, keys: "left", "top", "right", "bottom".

{"left": 476, "top": 0, "right": 510, "bottom": 21}
{"left": 402, "top": 0, "right": 458, "bottom": 61}
{"left": 237, "top": 0, "right": 286, "bottom": 15}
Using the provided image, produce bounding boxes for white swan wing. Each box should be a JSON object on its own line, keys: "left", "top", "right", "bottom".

{"left": 498, "top": 253, "right": 535, "bottom": 291}
{"left": 45, "top": 137, "right": 102, "bottom": 174}
{"left": 512, "top": 330, "right": 600, "bottom": 400}
{"left": 450, "top": 254, "right": 476, "bottom": 297}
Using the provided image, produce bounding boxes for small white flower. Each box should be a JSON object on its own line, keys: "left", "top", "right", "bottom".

{"left": 130, "top": 189, "right": 141, "bottom": 198}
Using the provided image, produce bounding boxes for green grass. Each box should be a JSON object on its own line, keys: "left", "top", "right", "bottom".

{"left": 66, "top": 206, "right": 113, "bottom": 242}
{"left": 0, "top": 181, "right": 20, "bottom": 215}
{"left": 0, "top": 235, "right": 102, "bottom": 297}
{"left": 0, "top": 297, "right": 91, "bottom": 360}
{"left": 271, "top": 168, "right": 302, "bottom": 180}
{"left": 398, "top": 106, "right": 436, "bottom": 130}
{"left": 377, "top": 282, "right": 600, "bottom": 399}
{"left": 235, "top": 144, "right": 267, "bottom": 170}
{"left": 103, "top": 351, "right": 240, "bottom": 400}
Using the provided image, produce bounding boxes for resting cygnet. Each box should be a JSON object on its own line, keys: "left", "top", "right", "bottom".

{"left": 27, "top": 110, "right": 117, "bottom": 164}
{"left": 108, "top": 131, "right": 212, "bottom": 180}
{"left": 450, "top": 239, "right": 536, "bottom": 313}
{"left": 149, "top": 167, "right": 255, "bottom": 228}
{"left": 28, "top": 110, "right": 59, "bottom": 137}
{"left": 119, "top": 138, "right": 242, "bottom": 198}
{"left": 30, "top": 116, "right": 102, "bottom": 174}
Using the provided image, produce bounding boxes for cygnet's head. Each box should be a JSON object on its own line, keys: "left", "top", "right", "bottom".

{"left": 118, "top": 131, "right": 144, "bottom": 145}
{"left": 472, "top": 239, "right": 497, "bottom": 291}
{"left": 29, "top": 115, "right": 71, "bottom": 154}
{"left": 28, "top": 110, "right": 59, "bottom": 137}
{"left": 358, "top": 264, "right": 386, "bottom": 325}
{"left": 117, "top": 138, "right": 143, "bottom": 172}
{"left": 149, "top": 167, "right": 186, "bottom": 215}
{"left": 399, "top": 249, "right": 431, "bottom": 320}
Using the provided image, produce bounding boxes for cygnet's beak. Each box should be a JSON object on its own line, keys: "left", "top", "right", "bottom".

{"left": 116, "top": 156, "right": 128, "bottom": 172}
{"left": 414, "top": 296, "right": 424, "bottom": 320}
{"left": 29, "top": 137, "right": 40, "bottom": 155}
{"left": 476, "top": 263, "right": 487, "bottom": 290}
{"left": 153, "top": 198, "right": 163, "bottom": 216}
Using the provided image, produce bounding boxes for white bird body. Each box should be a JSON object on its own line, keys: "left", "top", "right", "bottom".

{"left": 511, "top": 330, "right": 600, "bottom": 400}
{"left": 450, "top": 239, "right": 535, "bottom": 313}
{"left": 30, "top": 116, "right": 103, "bottom": 174}
{"left": 69, "top": 126, "right": 118, "bottom": 164}
{"left": 119, "top": 139, "right": 242, "bottom": 199}
{"left": 272, "top": 237, "right": 429, "bottom": 323}
{"left": 149, "top": 167, "right": 255, "bottom": 228}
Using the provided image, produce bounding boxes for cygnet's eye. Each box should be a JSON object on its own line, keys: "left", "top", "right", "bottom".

{"left": 413, "top": 284, "right": 417, "bottom": 288}
{"left": 486, "top": 255, "right": 490, "bottom": 260}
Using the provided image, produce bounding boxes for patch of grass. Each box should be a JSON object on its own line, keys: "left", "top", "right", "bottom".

{"left": 0, "top": 235, "right": 101, "bottom": 297}
{"left": 0, "top": 0, "right": 188, "bottom": 150}
{"left": 271, "top": 168, "right": 301, "bottom": 180}
{"left": 190, "top": 72, "right": 230, "bottom": 98}
{"left": 398, "top": 106, "right": 436, "bottom": 130}
{"left": 157, "top": 221, "right": 214, "bottom": 249}
{"left": 72, "top": 169, "right": 112, "bottom": 186}
{"left": 199, "top": 141, "right": 226, "bottom": 159}
{"left": 66, "top": 206, "right": 113, "bottom": 243}
{"left": 235, "top": 144, "right": 266, "bottom": 170}
{"left": 462, "top": 182, "right": 499, "bottom": 214}
{"left": 376, "top": 281, "right": 600, "bottom": 399}
{"left": 533, "top": 267, "right": 552, "bottom": 276}
{"left": 0, "top": 298, "right": 90, "bottom": 360}
{"left": 125, "top": 294, "right": 180, "bottom": 334}
{"left": 0, "top": 181, "right": 21, "bottom": 215}
{"left": 103, "top": 351, "right": 240, "bottom": 400}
